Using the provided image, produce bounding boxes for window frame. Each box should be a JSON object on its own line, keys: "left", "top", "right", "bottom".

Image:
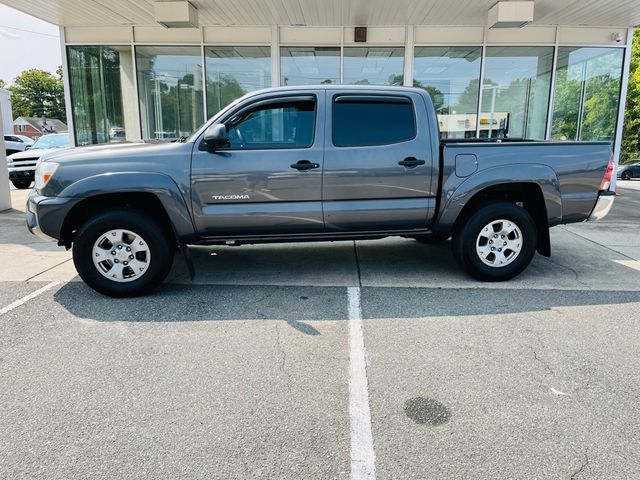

{"left": 331, "top": 94, "right": 418, "bottom": 148}
{"left": 211, "top": 94, "right": 318, "bottom": 151}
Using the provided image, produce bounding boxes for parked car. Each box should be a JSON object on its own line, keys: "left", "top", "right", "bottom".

{"left": 109, "top": 127, "right": 126, "bottom": 143}
{"left": 4, "top": 134, "right": 34, "bottom": 156}
{"left": 617, "top": 161, "right": 640, "bottom": 180}
{"left": 7, "top": 133, "right": 70, "bottom": 189}
{"left": 25, "top": 85, "right": 615, "bottom": 297}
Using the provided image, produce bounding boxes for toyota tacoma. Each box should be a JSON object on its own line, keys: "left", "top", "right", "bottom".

{"left": 26, "top": 85, "right": 616, "bottom": 296}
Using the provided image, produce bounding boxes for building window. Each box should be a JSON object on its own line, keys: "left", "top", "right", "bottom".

{"left": 17, "top": 125, "right": 26, "bottom": 132}
{"left": 205, "top": 46, "right": 271, "bottom": 117}
{"left": 480, "top": 46, "right": 554, "bottom": 140}
{"left": 68, "top": 46, "right": 135, "bottom": 146}
{"left": 280, "top": 47, "right": 340, "bottom": 86}
{"left": 413, "top": 46, "right": 482, "bottom": 139}
{"left": 551, "top": 47, "right": 624, "bottom": 143}
{"left": 136, "top": 46, "right": 204, "bottom": 141}
{"left": 343, "top": 47, "right": 405, "bottom": 86}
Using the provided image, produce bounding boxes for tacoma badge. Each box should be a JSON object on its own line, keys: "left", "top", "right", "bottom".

{"left": 212, "top": 194, "right": 250, "bottom": 200}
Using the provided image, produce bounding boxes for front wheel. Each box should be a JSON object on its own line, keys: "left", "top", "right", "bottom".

{"left": 622, "top": 171, "right": 633, "bottom": 181}
{"left": 452, "top": 202, "right": 537, "bottom": 282}
{"left": 72, "top": 209, "right": 174, "bottom": 297}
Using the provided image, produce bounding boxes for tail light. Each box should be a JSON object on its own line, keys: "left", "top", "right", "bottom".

{"left": 599, "top": 155, "right": 614, "bottom": 191}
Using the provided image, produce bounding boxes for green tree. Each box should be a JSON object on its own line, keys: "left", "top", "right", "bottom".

{"left": 622, "top": 30, "right": 640, "bottom": 163}
{"left": 0, "top": 79, "right": 6, "bottom": 88}
{"left": 206, "top": 75, "right": 245, "bottom": 116}
{"left": 7, "top": 68, "right": 66, "bottom": 122}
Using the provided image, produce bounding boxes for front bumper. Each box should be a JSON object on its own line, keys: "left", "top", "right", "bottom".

{"left": 26, "top": 191, "right": 80, "bottom": 242}
{"left": 587, "top": 191, "right": 615, "bottom": 221}
{"left": 9, "top": 169, "right": 35, "bottom": 181}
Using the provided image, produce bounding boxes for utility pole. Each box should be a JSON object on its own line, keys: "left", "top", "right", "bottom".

{"left": 0, "top": 95, "right": 12, "bottom": 211}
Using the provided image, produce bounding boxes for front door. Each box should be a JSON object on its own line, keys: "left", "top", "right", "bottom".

{"left": 191, "top": 92, "right": 324, "bottom": 236}
{"left": 322, "top": 90, "right": 435, "bottom": 231}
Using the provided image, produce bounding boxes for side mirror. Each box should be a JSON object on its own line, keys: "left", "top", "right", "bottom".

{"left": 25, "top": 145, "right": 32, "bottom": 150}
{"left": 204, "top": 124, "right": 228, "bottom": 150}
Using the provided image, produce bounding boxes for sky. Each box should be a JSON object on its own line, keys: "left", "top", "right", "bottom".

{"left": 0, "top": 4, "right": 61, "bottom": 86}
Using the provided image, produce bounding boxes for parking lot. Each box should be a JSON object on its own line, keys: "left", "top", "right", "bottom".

{"left": 1, "top": 182, "right": 640, "bottom": 479}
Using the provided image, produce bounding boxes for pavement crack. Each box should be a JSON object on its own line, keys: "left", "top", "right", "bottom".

{"left": 559, "top": 226, "right": 638, "bottom": 262}
{"left": 528, "top": 345, "right": 555, "bottom": 376}
{"left": 353, "top": 241, "right": 362, "bottom": 287}
{"left": 542, "top": 256, "right": 583, "bottom": 284}
{"left": 274, "top": 323, "right": 293, "bottom": 395}
{"left": 24, "top": 258, "right": 73, "bottom": 282}
{"left": 569, "top": 453, "right": 589, "bottom": 479}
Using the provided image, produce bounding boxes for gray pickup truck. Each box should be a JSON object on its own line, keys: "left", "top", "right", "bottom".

{"left": 26, "top": 85, "right": 615, "bottom": 297}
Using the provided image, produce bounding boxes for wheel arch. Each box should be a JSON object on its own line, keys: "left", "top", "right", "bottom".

{"left": 60, "top": 192, "right": 173, "bottom": 248}
{"left": 56, "top": 172, "right": 196, "bottom": 248}
{"left": 453, "top": 183, "right": 551, "bottom": 257}
{"left": 436, "top": 165, "right": 561, "bottom": 257}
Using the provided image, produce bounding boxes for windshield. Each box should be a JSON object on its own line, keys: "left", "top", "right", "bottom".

{"left": 32, "top": 134, "right": 70, "bottom": 149}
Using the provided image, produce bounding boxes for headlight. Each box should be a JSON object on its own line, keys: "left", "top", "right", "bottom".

{"left": 34, "top": 162, "right": 59, "bottom": 190}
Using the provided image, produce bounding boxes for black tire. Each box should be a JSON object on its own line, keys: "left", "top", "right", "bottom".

{"left": 414, "top": 234, "right": 450, "bottom": 245}
{"left": 11, "top": 179, "right": 32, "bottom": 189}
{"left": 72, "top": 209, "right": 174, "bottom": 297}
{"left": 622, "top": 171, "right": 632, "bottom": 181}
{"left": 452, "top": 202, "right": 537, "bottom": 282}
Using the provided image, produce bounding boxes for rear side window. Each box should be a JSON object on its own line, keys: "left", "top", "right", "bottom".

{"left": 332, "top": 96, "right": 416, "bottom": 147}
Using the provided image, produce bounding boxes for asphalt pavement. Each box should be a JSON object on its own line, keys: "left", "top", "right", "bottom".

{"left": 1, "top": 183, "right": 639, "bottom": 479}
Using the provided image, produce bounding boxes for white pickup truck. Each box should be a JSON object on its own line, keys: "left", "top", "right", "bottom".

{"left": 7, "top": 133, "right": 69, "bottom": 189}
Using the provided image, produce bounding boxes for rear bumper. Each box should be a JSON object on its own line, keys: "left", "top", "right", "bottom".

{"left": 587, "top": 191, "right": 615, "bottom": 221}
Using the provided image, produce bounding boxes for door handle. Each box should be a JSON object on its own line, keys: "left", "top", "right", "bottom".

{"left": 398, "top": 157, "right": 426, "bottom": 168}
{"left": 291, "top": 160, "right": 320, "bottom": 171}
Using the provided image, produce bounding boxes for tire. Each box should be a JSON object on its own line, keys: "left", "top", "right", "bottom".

{"left": 72, "top": 209, "right": 174, "bottom": 297}
{"left": 11, "top": 179, "right": 32, "bottom": 189}
{"left": 622, "top": 171, "right": 632, "bottom": 181}
{"left": 452, "top": 202, "right": 537, "bottom": 282}
{"left": 414, "top": 234, "right": 450, "bottom": 245}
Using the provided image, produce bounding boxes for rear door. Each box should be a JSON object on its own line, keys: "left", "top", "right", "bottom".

{"left": 322, "top": 90, "right": 435, "bottom": 231}
{"left": 190, "top": 92, "right": 325, "bottom": 236}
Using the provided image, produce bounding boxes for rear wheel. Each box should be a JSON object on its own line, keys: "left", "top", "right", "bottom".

{"left": 72, "top": 209, "right": 173, "bottom": 297}
{"left": 11, "top": 179, "right": 32, "bottom": 189}
{"left": 452, "top": 202, "right": 537, "bottom": 282}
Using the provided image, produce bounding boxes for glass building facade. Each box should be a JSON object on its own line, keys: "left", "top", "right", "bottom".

{"left": 65, "top": 36, "right": 627, "bottom": 146}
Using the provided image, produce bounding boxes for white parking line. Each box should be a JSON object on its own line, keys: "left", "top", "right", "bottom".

{"left": 0, "top": 282, "right": 60, "bottom": 317}
{"left": 347, "top": 286, "right": 376, "bottom": 480}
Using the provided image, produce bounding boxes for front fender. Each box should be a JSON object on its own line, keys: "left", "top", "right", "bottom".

{"left": 437, "top": 164, "right": 562, "bottom": 230}
{"left": 59, "top": 172, "right": 195, "bottom": 238}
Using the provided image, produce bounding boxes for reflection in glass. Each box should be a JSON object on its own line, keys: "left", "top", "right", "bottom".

{"left": 136, "top": 46, "right": 204, "bottom": 140}
{"left": 205, "top": 46, "right": 271, "bottom": 117}
{"left": 280, "top": 47, "right": 340, "bottom": 85}
{"left": 413, "top": 47, "right": 482, "bottom": 139}
{"left": 68, "top": 46, "right": 136, "bottom": 145}
{"left": 551, "top": 47, "right": 624, "bottom": 143}
{"left": 481, "top": 47, "right": 554, "bottom": 140}
{"left": 343, "top": 47, "right": 404, "bottom": 86}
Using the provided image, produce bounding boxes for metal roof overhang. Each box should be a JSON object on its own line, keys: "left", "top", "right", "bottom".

{"left": 1, "top": 0, "right": 639, "bottom": 28}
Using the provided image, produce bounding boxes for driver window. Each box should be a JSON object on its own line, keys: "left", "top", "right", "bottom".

{"left": 225, "top": 98, "right": 315, "bottom": 150}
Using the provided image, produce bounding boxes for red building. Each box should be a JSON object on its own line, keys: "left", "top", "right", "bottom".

{"left": 13, "top": 116, "right": 68, "bottom": 140}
